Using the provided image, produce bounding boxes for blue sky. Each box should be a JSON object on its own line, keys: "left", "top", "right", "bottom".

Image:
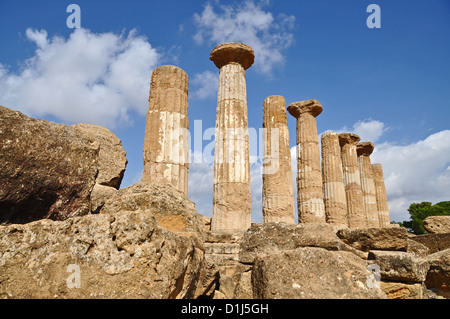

{"left": 1, "top": 0, "right": 449, "bottom": 223}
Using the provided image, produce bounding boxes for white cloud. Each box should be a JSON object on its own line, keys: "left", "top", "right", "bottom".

{"left": 337, "top": 119, "right": 387, "bottom": 143}
{"left": 372, "top": 130, "right": 450, "bottom": 222}
{"left": 191, "top": 70, "right": 218, "bottom": 100}
{"left": 0, "top": 28, "right": 160, "bottom": 129}
{"left": 193, "top": 1, "right": 295, "bottom": 74}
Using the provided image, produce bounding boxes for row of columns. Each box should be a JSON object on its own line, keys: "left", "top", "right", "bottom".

{"left": 141, "top": 42, "right": 390, "bottom": 231}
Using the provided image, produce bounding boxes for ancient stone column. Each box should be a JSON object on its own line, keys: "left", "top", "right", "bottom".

{"left": 262, "top": 95, "right": 295, "bottom": 224}
{"left": 287, "top": 99, "right": 326, "bottom": 223}
{"left": 357, "top": 142, "right": 379, "bottom": 228}
{"left": 142, "top": 65, "right": 189, "bottom": 196}
{"left": 339, "top": 133, "right": 366, "bottom": 228}
{"left": 210, "top": 43, "right": 254, "bottom": 231}
{"left": 372, "top": 163, "right": 391, "bottom": 227}
{"left": 321, "top": 131, "right": 348, "bottom": 227}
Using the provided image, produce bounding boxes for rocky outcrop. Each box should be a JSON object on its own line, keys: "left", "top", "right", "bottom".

{"left": 252, "top": 247, "right": 386, "bottom": 299}
{"left": 336, "top": 227, "right": 408, "bottom": 252}
{"left": 0, "top": 211, "right": 205, "bottom": 298}
{"left": 425, "top": 249, "right": 450, "bottom": 298}
{"left": 100, "top": 182, "right": 204, "bottom": 236}
{"left": 368, "top": 250, "right": 429, "bottom": 282}
{"left": 409, "top": 233, "right": 450, "bottom": 254}
{"left": 423, "top": 216, "right": 450, "bottom": 234}
{"left": 0, "top": 105, "right": 127, "bottom": 224}
{"left": 239, "top": 222, "right": 365, "bottom": 264}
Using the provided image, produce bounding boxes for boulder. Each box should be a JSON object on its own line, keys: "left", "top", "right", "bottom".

{"left": 0, "top": 105, "right": 127, "bottom": 224}
{"left": 423, "top": 216, "right": 450, "bottom": 234}
{"left": 410, "top": 233, "right": 450, "bottom": 254}
{"left": 425, "top": 249, "right": 450, "bottom": 298}
{"left": 239, "top": 222, "right": 365, "bottom": 264}
{"left": 100, "top": 182, "right": 205, "bottom": 236}
{"left": 251, "top": 247, "right": 386, "bottom": 299}
{"left": 336, "top": 227, "right": 408, "bottom": 252}
{"left": 407, "top": 238, "right": 430, "bottom": 257}
{"left": 368, "top": 250, "right": 429, "bottom": 282}
{"left": 0, "top": 211, "right": 205, "bottom": 299}
{"left": 380, "top": 282, "right": 426, "bottom": 299}
{"left": 72, "top": 123, "right": 127, "bottom": 189}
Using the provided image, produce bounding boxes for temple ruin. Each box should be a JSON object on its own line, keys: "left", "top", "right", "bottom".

{"left": 142, "top": 42, "right": 391, "bottom": 231}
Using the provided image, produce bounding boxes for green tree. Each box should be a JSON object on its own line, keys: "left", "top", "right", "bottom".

{"left": 401, "top": 201, "right": 450, "bottom": 234}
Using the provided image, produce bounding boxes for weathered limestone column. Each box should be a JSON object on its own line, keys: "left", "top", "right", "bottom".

{"left": 142, "top": 65, "right": 189, "bottom": 195}
{"left": 287, "top": 99, "right": 326, "bottom": 223}
{"left": 372, "top": 163, "right": 391, "bottom": 227}
{"left": 339, "top": 133, "right": 366, "bottom": 228}
{"left": 357, "top": 142, "right": 379, "bottom": 228}
{"left": 210, "top": 43, "right": 254, "bottom": 231}
{"left": 262, "top": 95, "right": 295, "bottom": 224}
{"left": 321, "top": 131, "right": 348, "bottom": 227}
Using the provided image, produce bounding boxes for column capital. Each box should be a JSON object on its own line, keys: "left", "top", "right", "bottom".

{"left": 338, "top": 133, "right": 360, "bottom": 147}
{"left": 210, "top": 42, "right": 255, "bottom": 70}
{"left": 356, "top": 141, "right": 374, "bottom": 156}
{"left": 321, "top": 131, "right": 339, "bottom": 139}
{"left": 287, "top": 99, "right": 323, "bottom": 118}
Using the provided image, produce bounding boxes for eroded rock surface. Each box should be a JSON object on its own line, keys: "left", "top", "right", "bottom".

{"left": 0, "top": 105, "right": 127, "bottom": 224}
{"left": 0, "top": 211, "right": 205, "bottom": 299}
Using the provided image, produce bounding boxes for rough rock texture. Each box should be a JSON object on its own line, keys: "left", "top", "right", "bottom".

{"left": 0, "top": 211, "right": 206, "bottom": 299}
{"left": 210, "top": 42, "right": 254, "bottom": 231}
{"left": 425, "top": 249, "right": 450, "bottom": 298}
{"left": 73, "top": 123, "right": 127, "bottom": 213}
{"left": 262, "top": 95, "right": 295, "bottom": 224}
{"left": 252, "top": 247, "right": 386, "bottom": 299}
{"left": 410, "top": 233, "right": 450, "bottom": 254}
{"left": 239, "top": 222, "right": 365, "bottom": 264}
{"left": 142, "top": 65, "right": 189, "bottom": 196}
{"left": 368, "top": 250, "right": 429, "bottom": 282}
{"left": 423, "top": 216, "right": 450, "bottom": 234}
{"left": 337, "top": 227, "right": 408, "bottom": 252}
{"left": 100, "top": 182, "right": 204, "bottom": 236}
{"left": 72, "top": 123, "right": 127, "bottom": 189}
{"left": 287, "top": 99, "right": 326, "bottom": 223}
{"left": 380, "top": 281, "right": 426, "bottom": 299}
{"left": 407, "top": 238, "right": 430, "bottom": 257}
{"left": 0, "top": 105, "right": 127, "bottom": 224}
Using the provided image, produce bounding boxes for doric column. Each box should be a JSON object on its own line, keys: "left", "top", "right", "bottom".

{"left": 142, "top": 65, "right": 189, "bottom": 195}
{"left": 262, "top": 95, "right": 295, "bottom": 224}
{"left": 210, "top": 43, "right": 254, "bottom": 231}
{"left": 287, "top": 99, "right": 325, "bottom": 223}
{"left": 357, "top": 142, "right": 379, "bottom": 228}
{"left": 339, "top": 133, "right": 366, "bottom": 228}
{"left": 372, "top": 163, "right": 391, "bottom": 227}
{"left": 321, "top": 131, "right": 348, "bottom": 227}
